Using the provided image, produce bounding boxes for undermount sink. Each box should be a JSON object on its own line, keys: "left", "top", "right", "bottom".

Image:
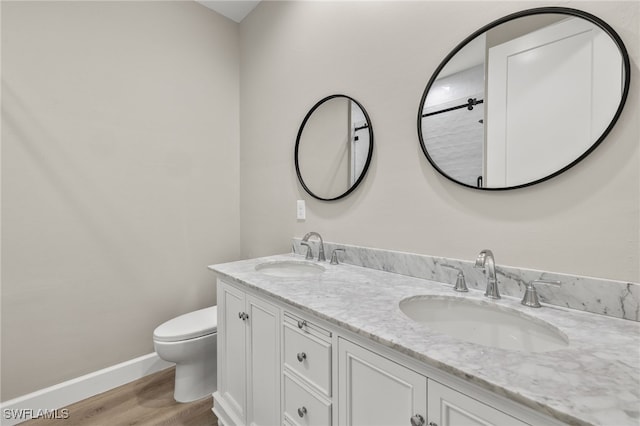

{"left": 399, "top": 296, "right": 569, "bottom": 353}
{"left": 255, "top": 260, "right": 325, "bottom": 278}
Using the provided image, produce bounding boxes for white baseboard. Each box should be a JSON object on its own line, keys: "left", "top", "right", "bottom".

{"left": 0, "top": 352, "right": 174, "bottom": 426}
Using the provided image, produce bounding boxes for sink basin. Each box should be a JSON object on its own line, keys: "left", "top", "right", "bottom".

{"left": 399, "top": 296, "right": 569, "bottom": 353}
{"left": 255, "top": 260, "right": 325, "bottom": 278}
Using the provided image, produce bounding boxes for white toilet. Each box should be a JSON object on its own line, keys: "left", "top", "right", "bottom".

{"left": 153, "top": 306, "right": 217, "bottom": 403}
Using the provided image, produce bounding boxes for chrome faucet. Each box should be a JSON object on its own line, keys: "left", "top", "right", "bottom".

{"left": 475, "top": 249, "right": 500, "bottom": 299}
{"left": 301, "top": 232, "right": 326, "bottom": 262}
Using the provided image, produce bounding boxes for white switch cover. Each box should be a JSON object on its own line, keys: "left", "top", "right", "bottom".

{"left": 296, "top": 200, "right": 306, "bottom": 220}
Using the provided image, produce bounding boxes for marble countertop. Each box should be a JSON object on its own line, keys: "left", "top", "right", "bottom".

{"left": 209, "top": 253, "right": 640, "bottom": 426}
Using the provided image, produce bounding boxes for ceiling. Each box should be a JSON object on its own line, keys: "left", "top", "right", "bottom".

{"left": 195, "top": 1, "right": 261, "bottom": 23}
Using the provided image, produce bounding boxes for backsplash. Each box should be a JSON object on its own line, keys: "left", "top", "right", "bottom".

{"left": 292, "top": 239, "right": 640, "bottom": 321}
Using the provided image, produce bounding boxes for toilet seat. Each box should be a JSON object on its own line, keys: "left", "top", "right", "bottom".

{"left": 153, "top": 306, "right": 217, "bottom": 342}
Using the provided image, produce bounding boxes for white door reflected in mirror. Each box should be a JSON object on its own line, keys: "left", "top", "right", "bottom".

{"left": 486, "top": 17, "right": 623, "bottom": 187}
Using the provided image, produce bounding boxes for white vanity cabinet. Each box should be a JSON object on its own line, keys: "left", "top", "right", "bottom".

{"left": 338, "top": 337, "right": 427, "bottom": 426}
{"left": 215, "top": 280, "right": 281, "bottom": 426}
{"left": 214, "top": 278, "right": 561, "bottom": 426}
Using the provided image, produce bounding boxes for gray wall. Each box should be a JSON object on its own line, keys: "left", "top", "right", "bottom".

{"left": 239, "top": 1, "right": 639, "bottom": 282}
{"left": 1, "top": 1, "right": 240, "bottom": 400}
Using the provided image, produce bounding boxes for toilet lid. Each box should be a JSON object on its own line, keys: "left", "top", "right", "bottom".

{"left": 153, "top": 306, "right": 217, "bottom": 342}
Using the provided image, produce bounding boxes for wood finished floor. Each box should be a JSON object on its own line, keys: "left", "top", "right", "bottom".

{"left": 21, "top": 367, "right": 217, "bottom": 426}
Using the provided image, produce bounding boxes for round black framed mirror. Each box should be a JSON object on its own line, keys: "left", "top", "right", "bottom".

{"left": 417, "top": 7, "right": 630, "bottom": 190}
{"left": 295, "top": 94, "right": 374, "bottom": 201}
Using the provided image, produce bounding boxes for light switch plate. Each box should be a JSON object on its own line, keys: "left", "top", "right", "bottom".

{"left": 296, "top": 200, "right": 306, "bottom": 220}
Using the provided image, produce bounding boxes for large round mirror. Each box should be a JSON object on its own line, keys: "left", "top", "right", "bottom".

{"left": 418, "top": 7, "right": 630, "bottom": 190}
{"left": 295, "top": 94, "right": 374, "bottom": 201}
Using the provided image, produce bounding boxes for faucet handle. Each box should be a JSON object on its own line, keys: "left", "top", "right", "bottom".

{"left": 522, "top": 279, "right": 561, "bottom": 308}
{"left": 300, "top": 242, "right": 313, "bottom": 260}
{"left": 453, "top": 272, "right": 468, "bottom": 292}
{"left": 330, "top": 248, "right": 345, "bottom": 265}
{"left": 441, "top": 265, "right": 468, "bottom": 292}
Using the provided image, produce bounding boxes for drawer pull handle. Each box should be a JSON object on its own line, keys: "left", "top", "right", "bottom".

{"left": 297, "top": 320, "right": 307, "bottom": 329}
{"left": 298, "top": 406, "right": 307, "bottom": 418}
{"left": 296, "top": 352, "right": 307, "bottom": 362}
{"left": 238, "top": 312, "right": 249, "bottom": 321}
{"left": 410, "top": 414, "right": 425, "bottom": 426}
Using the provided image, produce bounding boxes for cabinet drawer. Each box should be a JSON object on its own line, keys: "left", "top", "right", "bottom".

{"left": 284, "top": 312, "right": 331, "bottom": 342}
{"left": 284, "top": 323, "right": 332, "bottom": 396}
{"left": 283, "top": 372, "right": 331, "bottom": 426}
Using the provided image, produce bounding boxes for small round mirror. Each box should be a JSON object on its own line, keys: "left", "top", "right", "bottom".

{"left": 418, "top": 7, "right": 630, "bottom": 190}
{"left": 295, "top": 94, "right": 374, "bottom": 201}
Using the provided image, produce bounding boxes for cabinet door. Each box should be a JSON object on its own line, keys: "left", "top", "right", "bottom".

{"left": 246, "top": 294, "right": 281, "bottom": 426}
{"left": 218, "top": 281, "right": 247, "bottom": 423}
{"left": 338, "top": 338, "right": 427, "bottom": 426}
{"left": 428, "top": 380, "right": 528, "bottom": 426}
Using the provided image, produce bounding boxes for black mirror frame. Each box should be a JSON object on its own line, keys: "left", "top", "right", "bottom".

{"left": 295, "top": 94, "right": 374, "bottom": 201}
{"left": 417, "top": 6, "right": 631, "bottom": 191}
